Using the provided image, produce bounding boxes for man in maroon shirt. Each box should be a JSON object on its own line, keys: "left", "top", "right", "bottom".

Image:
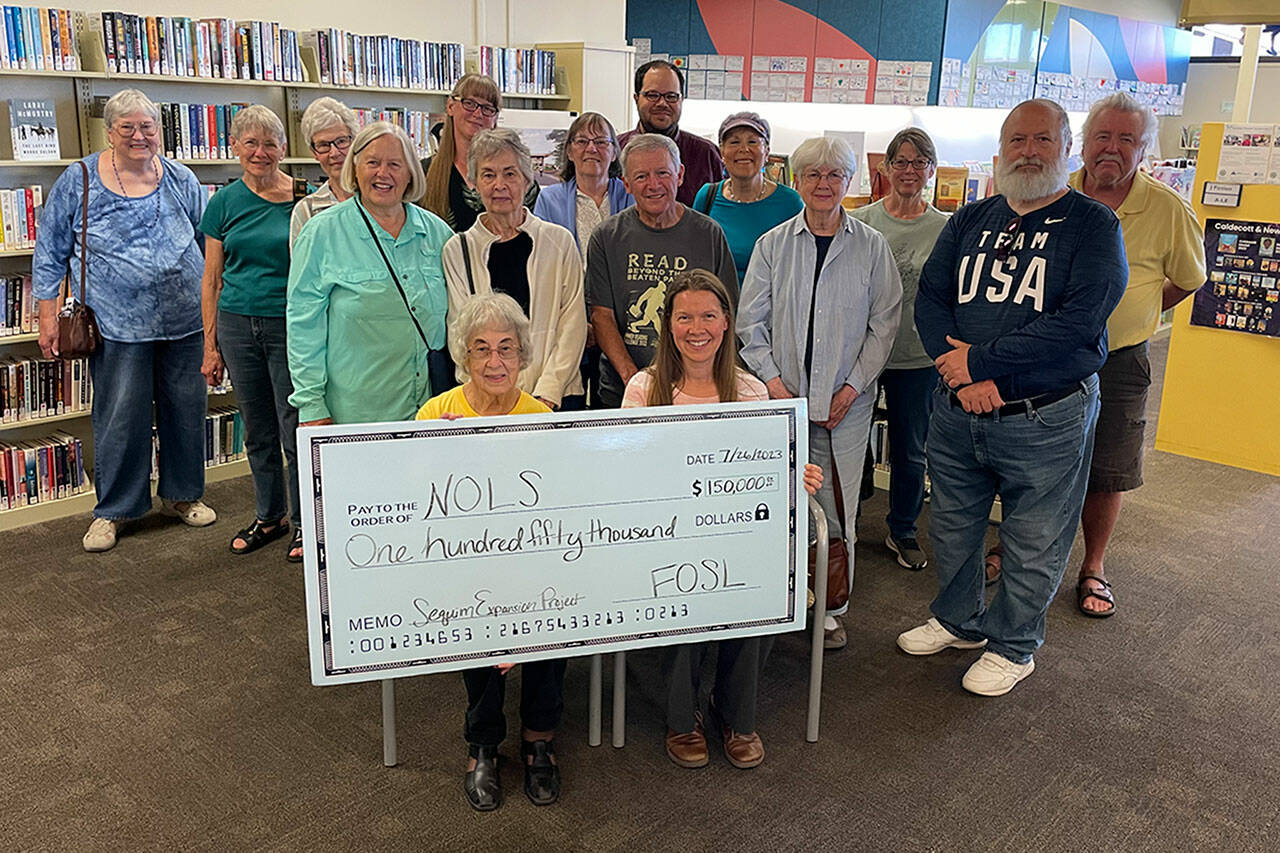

{"left": 618, "top": 60, "right": 724, "bottom": 207}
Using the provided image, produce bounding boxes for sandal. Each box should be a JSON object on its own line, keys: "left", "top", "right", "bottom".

{"left": 286, "top": 528, "right": 304, "bottom": 563}
{"left": 984, "top": 545, "right": 1002, "bottom": 587}
{"left": 229, "top": 518, "right": 289, "bottom": 555}
{"left": 1076, "top": 575, "right": 1116, "bottom": 618}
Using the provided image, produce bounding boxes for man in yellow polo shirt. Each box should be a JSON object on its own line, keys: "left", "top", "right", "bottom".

{"left": 1068, "top": 92, "right": 1206, "bottom": 617}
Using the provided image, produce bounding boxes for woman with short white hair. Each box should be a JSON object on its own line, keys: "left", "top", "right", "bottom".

{"left": 442, "top": 128, "right": 587, "bottom": 410}
{"left": 737, "top": 135, "right": 903, "bottom": 649}
{"left": 32, "top": 88, "right": 214, "bottom": 552}
{"left": 200, "top": 103, "right": 304, "bottom": 560}
{"left": 288, "top": 120, "right": 452, "bottom": 446}
{"left": 290, "top": 96, "right": 359, "bottom": 246}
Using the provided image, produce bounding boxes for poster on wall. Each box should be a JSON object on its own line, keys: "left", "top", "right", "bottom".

{"left": 1216, "top": 124, "right": 1275, "bottom": 184}
{"left": 1190, "top": 219, "right": 1280, "bottom": 338}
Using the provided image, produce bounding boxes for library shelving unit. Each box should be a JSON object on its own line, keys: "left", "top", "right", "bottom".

{"left": 1, "top": 12, "right": 573, "bottom": 530}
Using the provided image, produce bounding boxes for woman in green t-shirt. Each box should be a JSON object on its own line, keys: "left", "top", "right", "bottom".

{"left": 199, "top": 105, "right": 302, "bottom": 562}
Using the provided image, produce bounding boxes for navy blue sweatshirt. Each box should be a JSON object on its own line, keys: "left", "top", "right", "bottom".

{"left": 915, "top": 189, "right": 1127, "bottom": 401}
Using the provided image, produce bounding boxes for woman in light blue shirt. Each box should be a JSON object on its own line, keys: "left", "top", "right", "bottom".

{"left": 288, "top": 122, "right": 451, "bottom": 426}
{"left": 33, "top": 89, "right": 214, "bottom": 553}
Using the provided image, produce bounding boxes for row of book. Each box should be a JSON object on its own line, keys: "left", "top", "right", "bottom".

{"left": 95, "top": 13, "right": 304, "bottom": 83}
{"left": 152, "top": 101, "right": 249, "bottom": 161}
{"left": 350, "top": 107, "right": 439, "bottom": 159}
{"left": 2, "top": 273, "right": 32, "bottom": 336}
{"left": 468, "top": 46, "right": 558, "bottom": 96}
{"left": 308, "top": 29, "right": 465, "bottom": 93}
{"left": 0, "top": 354, "right": 91, "bottom": 422}
{"left": 0, "top": 185, "right": 42, "bottom": 250}
{"left": 0, "top": 430, "right": 86, "bottom": 510}
{"left": 152, "top": 406, "right": 245, "bottom": 475}
{"left": 0, "top": 6, "right": 80, "bottom": 72}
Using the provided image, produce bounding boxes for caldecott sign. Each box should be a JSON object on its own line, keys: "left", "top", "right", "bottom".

{"left": 300, "top": 400, "right": 808, "bottom": 685}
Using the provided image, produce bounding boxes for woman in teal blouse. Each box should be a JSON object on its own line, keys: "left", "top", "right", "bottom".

{"left": 287, "top": 122, "right": 451, "bottom": 426}
{"left": 200, "top": 105, "right": 302, "bottom": 561}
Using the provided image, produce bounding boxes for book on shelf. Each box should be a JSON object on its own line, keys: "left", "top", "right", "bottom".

{"left": 0, "top": 354, "right": 90, "bottom": 422}
{"left": 0, "top": 430, "right": 87, "bottom": 510}
{"left": 933, "top": 165, "right": 968, "bottom": 212}
{"left": 0, "top": 185, "right": 42, "bottom": 250}
{"left": 467, "top": 45, "right": 557, "bottom": 95}
{"left": 94, "top": 13, "right": 303, "bottom": 82}
{"left": 1, "top": 273, "right": 34, "bottom": 336}
{"left": 350, "top": 106, "right": 438, "bottom": 158}
{"left": 304, "top": 29, "right": 464, "bottom": 92}
{"left": 7, "top": 98, "right": 59, "bottom": 161}
{"left": 0, "top": 7, "right": 80, "bottom": 72}
{"left": 150, "top": 406, "right": 242, "bottom": 478}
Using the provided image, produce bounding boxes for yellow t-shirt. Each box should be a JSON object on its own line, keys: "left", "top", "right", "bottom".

{"left": 414, "top": 385, "right": 551, "bottom": 420}
{"left": 1069, "top": 168, "right": 1206, "bottom": 350}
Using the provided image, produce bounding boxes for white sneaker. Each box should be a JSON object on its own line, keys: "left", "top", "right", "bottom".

{"left": 896, "top": 617, "right": 988, "bottom": 656}
{"left": 82, "top": 518, "right": 119, "bottom": 552}
{"left": 161, "top": 499, "right": 217, "bottom": 527}
{"left": 962, "top": 651, "right": 1035, "bottom": 696}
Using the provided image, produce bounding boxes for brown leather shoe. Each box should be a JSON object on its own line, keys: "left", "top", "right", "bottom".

{"left": 665, "top": 713, "right": 708, "bottom": 768}
{"left": 722, "top": 728, "right": 765, "bottom": 769}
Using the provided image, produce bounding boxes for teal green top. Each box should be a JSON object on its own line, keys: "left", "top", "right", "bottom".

{"left": 199, "top": 178, "right": 294, "bottom": 317}
{"left": 692, "top": 181, "right": 804, "bottom": 282}
{"left": 287, "top": 197, "right": 452, "bottom": 424}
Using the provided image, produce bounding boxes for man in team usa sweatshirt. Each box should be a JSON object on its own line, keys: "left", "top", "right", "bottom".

{"left": 897, "top": 98, "right": 1127, "bottom": 697}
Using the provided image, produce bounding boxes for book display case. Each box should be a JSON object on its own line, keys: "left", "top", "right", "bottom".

{"left": 0, "top": 7, "right": 572, "bottom": 529}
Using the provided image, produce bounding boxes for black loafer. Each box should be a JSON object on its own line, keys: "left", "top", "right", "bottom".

{"left": 522, "top": 739, "right": 561, "bottom": 806}
{"left": 464, "top": 745, "right": 501, "bottom": 812}
{"left": 229, "top": 518, "right": 289, "bottom": 555}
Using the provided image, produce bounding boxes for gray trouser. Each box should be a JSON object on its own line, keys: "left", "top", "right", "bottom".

{"left": 664, "top": 636, "right": 773, "bottom": 733}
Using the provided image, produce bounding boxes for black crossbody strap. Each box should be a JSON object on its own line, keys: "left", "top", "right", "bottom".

{"left": 458, "top": 231, "right": 476, "bottom": 295}
{"left": 699, "top": 180, "right": 721, "bottom": 215}
{"left": 355, "top": 201, "right": 431, "bottom": 349}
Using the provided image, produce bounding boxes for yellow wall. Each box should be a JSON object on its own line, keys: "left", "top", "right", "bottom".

{"left": 1155, "top": 122, "right": 1280, "bottom": 476}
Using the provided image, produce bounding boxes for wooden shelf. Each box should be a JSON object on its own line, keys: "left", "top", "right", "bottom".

{"left": 0, "top": 457, "right": 249, "bottom": 531}
{"left": 0, "top": 333, "right": 39, "bottom": 345}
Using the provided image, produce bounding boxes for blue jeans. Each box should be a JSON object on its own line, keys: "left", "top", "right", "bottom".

{"left": 808, "top": 387, "right": 876, "bottom": 615}
{"left": 925, "top": 376, "right": 1099, "bottom": 663}
{"left": 881, "top": 366, "right": 936, "bottom": 540}
{"left": 217, "top": 313, "right": 300, "bottom": 527}
{"left": 89, "top": 332, "right": 207, "bottom": 520}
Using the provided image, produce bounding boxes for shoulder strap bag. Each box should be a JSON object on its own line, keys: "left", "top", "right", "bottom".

{"left": 699, "top": 180, "right": 723, "bottom": 215}
{"left": 458, "top": 231, "right": 477, "bottom": 295}
{"left": 56, "top": 161, "right": 103, "bottom": 359}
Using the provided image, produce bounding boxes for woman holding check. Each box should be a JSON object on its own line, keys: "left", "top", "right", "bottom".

{"left": 622, "top": 268, "right": 822, "bottom": 770}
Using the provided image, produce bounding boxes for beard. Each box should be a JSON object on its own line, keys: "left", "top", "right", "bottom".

{"left": 997, "top": 154, "right": 1069, "bottom": 203}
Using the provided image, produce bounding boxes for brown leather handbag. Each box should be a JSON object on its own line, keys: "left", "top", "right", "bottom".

{"left": 56, "top": 161, "right": 102, "bottom": 359}
{"left": 809, "top": 538, "right": 850, "bottom": 611}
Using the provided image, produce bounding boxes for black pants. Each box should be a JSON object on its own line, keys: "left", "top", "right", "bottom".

{"left": 664, "top": 637, "right": 773, "bottom": 733}
{"left": 463, "top": 659, "right": 568, "bottom": 747}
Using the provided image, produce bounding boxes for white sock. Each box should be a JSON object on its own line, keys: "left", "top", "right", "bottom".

{"left": 824, "top": 615, "right": 839, "bottom": 630}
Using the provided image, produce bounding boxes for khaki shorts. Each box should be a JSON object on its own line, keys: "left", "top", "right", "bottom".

{"left": 1088, "top": 341, "right": 1150, "bottom": 493}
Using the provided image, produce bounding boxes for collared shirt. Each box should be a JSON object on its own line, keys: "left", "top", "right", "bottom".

{"left": 737, "top": 211, "right": 903, "bottom": 421}
{"left": 289, "top": 180, "right": 344, "bottom": 249}
{"left": 618, "top": 125, "right": 725, "bottom": 207}
{"left": 1069, "top": 168, "right": 1206, "bottom": 350}
{"left": 574, "top": 189, "right": 610, "bottom": 262}
{"left": 287, "top": 197, "right": 451, "bottom": 424}
{"left": 32, "top": 152, "right": 206, "bottom": 342}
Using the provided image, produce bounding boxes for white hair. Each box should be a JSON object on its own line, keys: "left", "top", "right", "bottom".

{"left": 300, "top": 97, "right": 358, "bottom": 147}
{"left": 467, "top": 128, "right": 536, "bottom": 188}
{"left": 103, "top": 89, "right": 159, "bottom": 129}
{"left": 1083, "top": 92, "right": 1159, "bottom": 154}
{"left": 791, "top": 136, "right": 858, "bottom": 179}
{"left": 340, "top": 121, "right": 426, "bottom": 201}
{"left": 447, "top": 292, "right": 533, "bottom": 372}
{"left": 620, "top": 133, "right": 681, "bottom": 175}
{"left": 230, "top": 104, "right": 286, "bottom": 145}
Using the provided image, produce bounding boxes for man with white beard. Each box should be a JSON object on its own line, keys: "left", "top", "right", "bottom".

{"left": 896, "top": 99, "right": 1127, "bottom": 696}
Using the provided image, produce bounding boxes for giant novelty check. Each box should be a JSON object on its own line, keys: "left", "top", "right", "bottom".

{"left": 300, "top": 400, "right": 808, "bottom": 685}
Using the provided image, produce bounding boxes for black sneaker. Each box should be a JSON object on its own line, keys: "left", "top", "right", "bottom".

{"left": 885, "top": 534, "right": 928, "bottom": 571}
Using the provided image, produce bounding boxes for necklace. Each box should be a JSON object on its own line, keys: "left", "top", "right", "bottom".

{"left": 111, "top": 149, "right": 161, "bottom": 229}
{"left": 724, "top": 179, "right": 767, "bottom": 203}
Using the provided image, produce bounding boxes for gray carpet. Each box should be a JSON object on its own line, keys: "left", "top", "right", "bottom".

{"left": 3, "top": 334, "right": 1278, "bottom": 852}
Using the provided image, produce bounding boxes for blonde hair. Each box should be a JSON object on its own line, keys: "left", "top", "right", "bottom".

{"left": 421, "top": 74, "right": 502, "bottom": 221}
{"left": 340, "top": 122, "right": 426, "bottom": 201}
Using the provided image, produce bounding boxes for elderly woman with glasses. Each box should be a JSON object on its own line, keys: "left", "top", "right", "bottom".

{"left": 737, "top": 136, "right": 902, "bottom": 650}
{"left": 533, "top": 112, "right": 633, "bottom": 256}
{"left": 420, "top": 74, "right": 539, "bottom": 234}
{"left": 289, "top": 96, "right": 359, "bottom": 247}
{"left": 414, "top": 293, "right": 564, "bottom": 812}
{"left": 199, "top": 104, "right": 303, "bottom": 561}
{"left": 288, "top": 120, "right": 452, "bottom": 438}
{"left": 850, "top": 128, "right": 948, "bottom": 575}
{"left": 32, "top": 88, "right": 214, "bottom": 553}
{"left": 443, "top": 129, "right": 586, "bottom": 411}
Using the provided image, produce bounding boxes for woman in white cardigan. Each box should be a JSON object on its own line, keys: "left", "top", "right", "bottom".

{"left": 441, "top": 129, "right": 587, "bottom": 409}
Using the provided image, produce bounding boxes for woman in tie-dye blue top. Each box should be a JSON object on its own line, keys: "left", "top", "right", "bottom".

{"left": 32, "top": 89, "right": 214, "bottom": 553}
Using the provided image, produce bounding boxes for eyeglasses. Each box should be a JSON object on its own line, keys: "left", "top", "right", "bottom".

{"left": 468, "top": 343, "right": 520, "bottom": 361}
{"left": 452, "top": 96, "right": 498, "bottom": 117}
{"left": 889, "top": 157, "right": 931, "bottom": 171}
{"left": 639, "top": 90, "right": 682, "bottom": 104}
{"left": 237, "top": 138, "right": 283, "bottom": 153}
{"left": 115, "top": 123, "right": 158, "bottom": 138}
{"left": 311, "top": 135, "right": 352, "bottom": 154}
{"left": 571, "top": 137, "right": 612, "bottom": 150}
{"left": 800, "top": 169, "right": 848, "bottom": 185}
{"left": 994, "top": 216, "right": 1022, "bottom": 262}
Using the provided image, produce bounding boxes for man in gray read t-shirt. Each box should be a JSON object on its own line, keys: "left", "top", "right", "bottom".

{"left": 586, "top": 133, "right": 737, "bottom": 407}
